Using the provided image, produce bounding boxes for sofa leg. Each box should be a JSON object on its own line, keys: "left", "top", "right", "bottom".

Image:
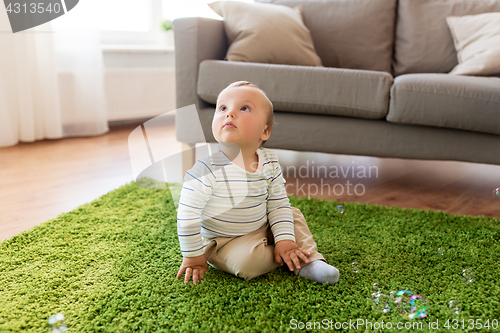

{"left": 182, "top": 142, "right": 196, "bottom": 176}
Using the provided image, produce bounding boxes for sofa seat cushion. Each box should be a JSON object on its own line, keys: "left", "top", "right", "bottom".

{"left": 197, "top": 60, "right": 393, "bottom": 120}
{"left": 387, "top": 74, "right": 500, "bottom": 135}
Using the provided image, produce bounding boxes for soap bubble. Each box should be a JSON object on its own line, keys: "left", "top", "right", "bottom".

{"left": 394, "top": 290, "right": 413, "bottom": 318}
{"left": 351, "top": 262, "right": 359, "bottom": 273}
{"left": 394, "top": 290, "right": 428, "bottom": 319}
{"left": 48, "top": 313, "right": 67, "bottom": 332}
{"left": 371, "top": 292, "right": 391, "bottom": 313}
{"left": 48, "top": 316, "right": 57, "bottom": 325}
{"left": 448, "top": 300, "right": 461, "bottom": 315}
{"left": 462, "top": 269, "right": 474, "bottom": 283}
{"left": 438, "top": 248, "right": 444, "bottom": 255}
{"left": 493, "top": 188, "right": 500, "bottom": 200}
{"left": 409, "top": 295, "right": 428, "bottom": 319}
{"left": 373, "top": 283, "right": 381, "bottom": 292}
{"left": 337, "top": 205, "right": 344, "bottom": 214}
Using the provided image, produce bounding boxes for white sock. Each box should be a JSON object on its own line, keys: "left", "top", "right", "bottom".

{"left": 298, "top": 260, "right": 340, "bottom": 285}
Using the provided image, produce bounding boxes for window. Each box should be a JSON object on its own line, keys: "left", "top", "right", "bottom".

{"left": 162, "top": 0, "right": 222, "bottom": 21}
{"left": 163, "top": 0, "right": 255, "bottom": 21}
{"left": 99, "top": 0, "right": 253, "bottom": 45}
{"left": 98, "top": 0, "right": 150, "bottom": 31}
{"left": 99, "top": 0, "right": 163, "bottom": 45}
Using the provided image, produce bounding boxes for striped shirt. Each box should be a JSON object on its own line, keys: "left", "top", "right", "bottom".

{"left": 177, "top": 147, "right": 295, "bottom": 257}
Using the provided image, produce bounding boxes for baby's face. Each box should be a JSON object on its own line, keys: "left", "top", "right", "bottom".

{"left": 212, "top": 86, "right": 270, "bottom": 150}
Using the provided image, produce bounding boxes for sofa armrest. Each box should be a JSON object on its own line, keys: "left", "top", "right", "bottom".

{"left": 173, "top": 17, "right": 228, "bottom": 144}
{"left": 173, "top": 17, "right": 228, "bottom": 109}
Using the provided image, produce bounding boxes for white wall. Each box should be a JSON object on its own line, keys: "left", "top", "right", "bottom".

{"left": 102, "top": 46, "right": 176, "bottom": 122}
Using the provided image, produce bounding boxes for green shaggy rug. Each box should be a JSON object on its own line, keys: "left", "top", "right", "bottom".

{"left": 1, "top": 182, "right": 499, "bottom": 332}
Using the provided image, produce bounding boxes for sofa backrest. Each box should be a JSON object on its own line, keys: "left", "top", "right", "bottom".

{"left": 257, "top": 0, "right": 397, "bottom": 74}
{"left": 394, "top": 0, "right": 500, "bottom": 76}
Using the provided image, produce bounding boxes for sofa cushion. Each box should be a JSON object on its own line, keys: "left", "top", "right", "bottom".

{"left": 256, "top": 0, "right": 397, "bottom": 73}
{"left": 197, "top": 60, "right": 393, "bottom": 120}
{"left": 393, "top": 0, "right": 500, "bottom": 76}
{"left": 446, "top": 12, "right": 500, "bottom": 76}
{"left": 207, "top": 1, "right": 323, "bottom": 67}
{"left": 387, "top": 74, "right": 500, "bottom": 135}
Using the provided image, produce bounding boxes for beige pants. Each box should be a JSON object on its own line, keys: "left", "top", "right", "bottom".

{"left": 202, "top": 207, "right": 325, "bottom": 280}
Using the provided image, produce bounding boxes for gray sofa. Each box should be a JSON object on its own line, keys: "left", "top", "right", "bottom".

{"left": 173, "top": 0, "right": 500, "bottom": 165}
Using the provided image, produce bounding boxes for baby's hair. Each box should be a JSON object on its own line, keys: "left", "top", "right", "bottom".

{"left": 218, "top": 81, "right": 275, "bottom": 146}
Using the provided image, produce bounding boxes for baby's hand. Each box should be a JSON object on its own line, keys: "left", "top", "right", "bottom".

{"left": 176, "top": 254, "right": 209, "bottom": 285}
{"left": 274, "top": 240, "right": 310, "bottom": 271}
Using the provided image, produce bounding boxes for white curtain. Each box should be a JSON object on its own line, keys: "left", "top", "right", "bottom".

{"left": 0, "top": 0, "right": 108, "bottom": 148}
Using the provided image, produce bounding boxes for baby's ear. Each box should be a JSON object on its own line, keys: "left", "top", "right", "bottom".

{"left": 261, "top": 125, "right": 271, "bottom": 142}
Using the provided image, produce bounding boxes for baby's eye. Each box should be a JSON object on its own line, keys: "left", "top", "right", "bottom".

{"left": 241, "top": 106, "right": 250, "bottom": 112}
{"left": 219, "top": 106, "right": 226, "bottom": 112}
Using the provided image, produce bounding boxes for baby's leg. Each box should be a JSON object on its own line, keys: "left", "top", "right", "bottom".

{"left": 203, "top": 223, "right": 280, "bottom": 281}
{"left": 291, "top": 207, "right": 340, "bottom": 285}
{"left": 291, "top": 206, "right": 325, "bottom": 267}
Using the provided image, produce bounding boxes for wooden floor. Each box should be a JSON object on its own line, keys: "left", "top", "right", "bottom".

{"left": 1, "top": 122, "right": 500, "bottom": 242}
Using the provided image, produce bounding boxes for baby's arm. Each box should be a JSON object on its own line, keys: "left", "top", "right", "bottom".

{"left": 266, "top": 157, "right": 295, "bottom": 244}
{"left": 176, "top": 161, "right": 214, "bottom": 284}
{"left": 266, "top": 151, "right": 310, "bottom": 270}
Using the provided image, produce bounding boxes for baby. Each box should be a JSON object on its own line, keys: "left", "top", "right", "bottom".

{"left": 176, "top": 81, "right": 340, "bottom": 285}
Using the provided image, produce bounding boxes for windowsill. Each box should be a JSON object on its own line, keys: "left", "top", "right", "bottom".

{"left": 101, "top": 44, "right": 175, "bottom": 54}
